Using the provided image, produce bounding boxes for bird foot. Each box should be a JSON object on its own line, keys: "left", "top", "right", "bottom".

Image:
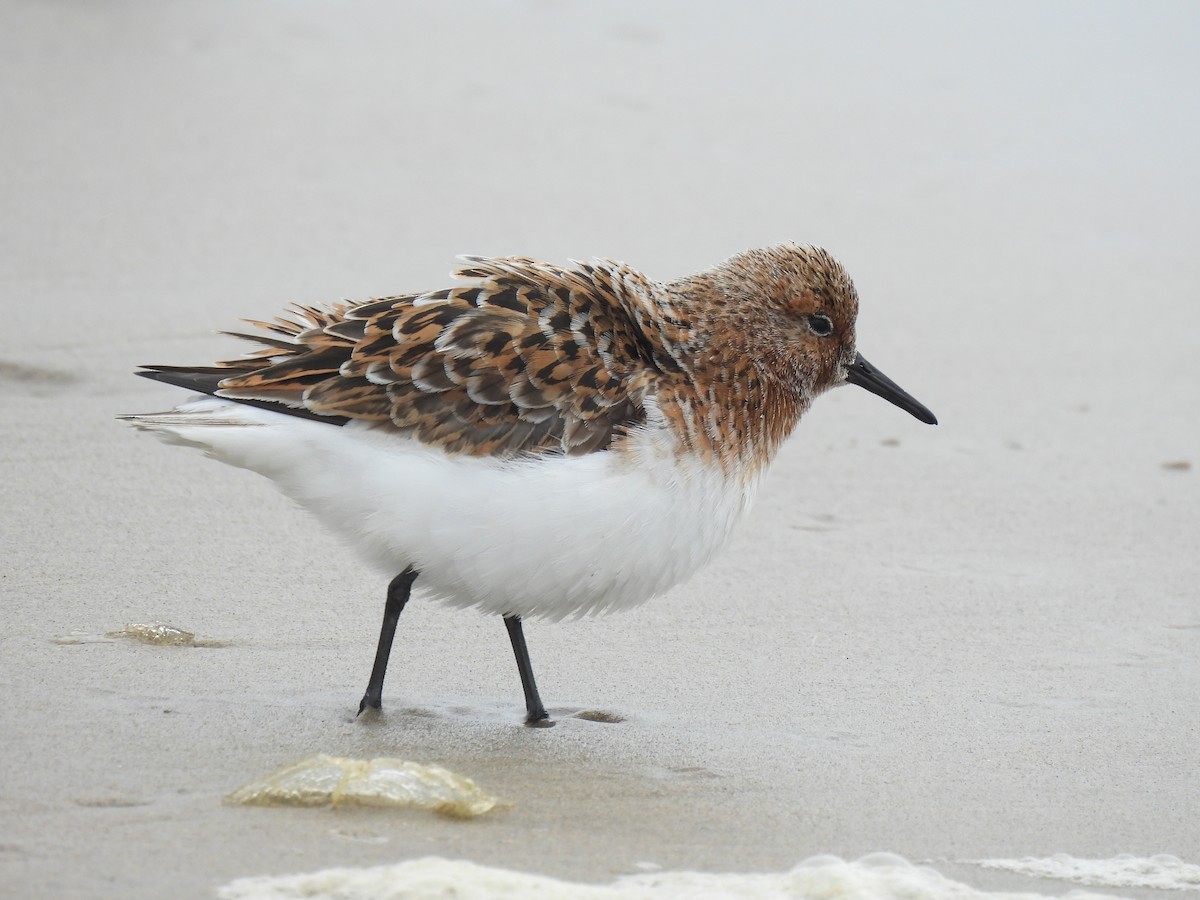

{"left": 357, "top": 693, "right": 382, "bottom": 717}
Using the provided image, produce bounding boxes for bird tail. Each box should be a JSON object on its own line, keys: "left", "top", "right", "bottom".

{"left": 118, "top": 396, "right": 267, "bottom": 452}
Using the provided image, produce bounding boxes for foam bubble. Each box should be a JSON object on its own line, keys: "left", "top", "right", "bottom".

{"left": 224, "top": 755, "right": 499, "bottom": 818}
{"left": 218, "top": 854, "right": 1122, "bottom": 899}
{"left": 965, "top": 854, "right": 1200, "bottom": 891}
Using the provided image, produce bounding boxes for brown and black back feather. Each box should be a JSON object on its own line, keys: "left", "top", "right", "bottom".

{"left": 136, "top": 257, "right": 690, "bottom": 458}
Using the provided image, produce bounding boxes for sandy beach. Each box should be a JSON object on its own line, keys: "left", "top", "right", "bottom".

{"left": 2, "top": 2, "right": 1197, "bottom": 897}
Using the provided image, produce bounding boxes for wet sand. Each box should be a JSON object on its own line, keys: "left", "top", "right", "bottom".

{"left": 1, "top": 2, "right": 1197, "bottom": 897}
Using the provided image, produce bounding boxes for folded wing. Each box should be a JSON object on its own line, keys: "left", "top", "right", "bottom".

{"left": 141, "top": 257, "right": 681, "bottom": 458}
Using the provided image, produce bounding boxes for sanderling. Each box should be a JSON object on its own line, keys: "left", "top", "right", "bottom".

{"left": 124, "top": 245, "right": 936, "bottom": 725}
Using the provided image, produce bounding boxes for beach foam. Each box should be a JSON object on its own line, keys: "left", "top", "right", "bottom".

{"left": 224, "top": 755, "right": 499, "bottom": 818}
{"left": 218, "top": 854, "right": 1121, "bottom": 900}
{"left": 965, "top": 854, "right": 1200, "bottom": 891}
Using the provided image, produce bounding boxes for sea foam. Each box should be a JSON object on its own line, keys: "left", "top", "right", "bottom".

{"left": 965, "top": 854, "right": 1200, "bottom": 892}
{"left": 218, "top": 853, "right": 1128, "bottom": 900}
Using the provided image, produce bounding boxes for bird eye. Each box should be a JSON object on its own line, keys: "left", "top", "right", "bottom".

{"left": 807, "top": 314, "right": 834, "bottom": 336}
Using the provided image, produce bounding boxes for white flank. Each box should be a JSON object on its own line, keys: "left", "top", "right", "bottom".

{"left": 126, "top": 397, "right": 756, "bottom": 620}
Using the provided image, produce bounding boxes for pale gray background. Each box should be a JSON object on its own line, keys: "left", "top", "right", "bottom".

{"left": 2, "top": 2, "right": 1197, "bottom": 897}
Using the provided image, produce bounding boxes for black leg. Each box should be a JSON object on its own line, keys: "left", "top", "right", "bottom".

{"left": 504, "top": 615, "right": 550, "bottom": 726}
{"left": 357, "top": 567, "right": 418, "bottom": 715}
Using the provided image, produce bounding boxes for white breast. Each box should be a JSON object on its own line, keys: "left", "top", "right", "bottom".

{"left": 131, "top": 398, "right": 759, "bottom": 620}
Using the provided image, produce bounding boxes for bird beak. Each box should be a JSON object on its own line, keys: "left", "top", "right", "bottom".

{"left": 846, "top": 353, "right": 937, "bottom": 425}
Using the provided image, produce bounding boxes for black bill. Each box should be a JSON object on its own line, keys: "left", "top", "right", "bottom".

{"left": 846, "top": 353, "right": 937, "bottom": 425}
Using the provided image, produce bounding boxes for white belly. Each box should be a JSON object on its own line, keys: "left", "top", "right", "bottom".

{"left": 133, "top": 399, "right": 758, "bottom": 620}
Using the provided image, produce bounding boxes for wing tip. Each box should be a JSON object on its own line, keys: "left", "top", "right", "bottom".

{"left": 133, "top": 366, "right": 349, "bottom": 427}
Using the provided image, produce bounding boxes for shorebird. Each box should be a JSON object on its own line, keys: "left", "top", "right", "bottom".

{"left": 124, "top": 245, "right": 936, "bottom": 725}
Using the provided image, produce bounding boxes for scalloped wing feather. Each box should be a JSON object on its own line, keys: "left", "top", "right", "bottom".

{"left": 211, "top": 258, "right": 682, "bottom": 458}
